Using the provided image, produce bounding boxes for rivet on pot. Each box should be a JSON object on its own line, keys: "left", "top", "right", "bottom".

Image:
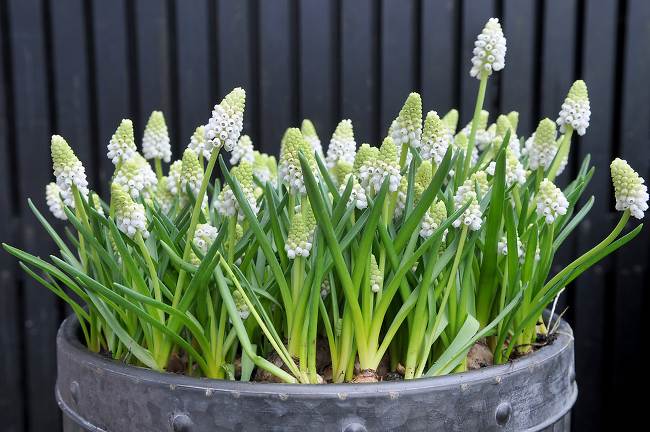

{"left": 171, "top": 413, "right": 193, "bottom": 432}
{"left": 495, "top": 402, "right": 512, "bottom": 426}
{"left": 69, "top": 381, "right": 80, "bottom": 405}
{"left": 342, "top": 422, "right": 367, "bottom": 432}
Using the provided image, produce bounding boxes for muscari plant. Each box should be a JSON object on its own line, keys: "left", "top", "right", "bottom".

{"left": 4, "top": 18, "right": 647, "bottom": 384}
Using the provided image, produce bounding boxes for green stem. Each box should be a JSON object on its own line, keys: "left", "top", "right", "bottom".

{"left": 172, "top": 147, "right": 220, "bottom": 307}
{"left": 154, "top": 158, "right": 163, "bottom": 180}
{"left": 462, "top": 73, "right": 488, "bottom": 180}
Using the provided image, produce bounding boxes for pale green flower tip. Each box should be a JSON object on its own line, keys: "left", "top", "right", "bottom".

{"left": 495, "top": 115, "right": 513, "bottom": 137}
{"left": 353, "top": 143, "right": 378, "bottom": 174}
{"left": 506, "top": 111, "right": 519, "bottom": 132}
{"left": 282, "top": 127, "right": 305, "bottom": 153}
{"left": 400, "top": 92, "right": 422, "bottom": 123}
{"left": 610, "top": 158, "right": 649, "bottom": 219}
{"left": 567, "top": 80, "right": 589, "bottom": 103}
{"left": 470, "top": 18, "right": 507, "bottom": 79}
{"left": 333, "top": 161, "right": 353, "bottom": 185}
{"left": 442, "top": 109, "right": 459, "bottom": 132}
{"left": 232, "top": 290, "right": 250, "bottom": 320}
{"left": 232, "top": 160, "right": 255, "bottom": 189}
{"left": 333, "top": 119, "right": 354, "bottom": 141}
{"left": 51, "top": 135, "right": 78, "bottom": 170}
{"left": 107, "top": 119, "right": 137, "bottom": 165}
{"left": 116, "top": 119, "right": 135, "bottom": 142}
{"left": 143, "top": 111, "right": 171, "bottom": 162}
{"left": 536, "top": 178, "right": 569, "bottom": 224}
{"left": 535, "top": 118, "right": 557, "bottom": 146}
{"left": 181, "top": 149, "right": 202, "bottom": 183}
{"left": 423, "top": 111, "right": 444, "bottom": 140}
{"left": 301, "top": 119, "right": 318, "bottom": 138}
{"left": 454, "top": 132, "right": 468, "bottom": 149}
{"left": 223, "top": 87, "right": 247, "bottom": 113}
{"left": 472, "top": 170, "right": 490, "bottom": 196}
{"left": 431, "top": 200, "right": 447, "bottom": 223}
{"left": 379, "top": 136, "right": 398, "bottom": 163}
{"left": 146, "top": 111, "right": 166, "bottom": 130}
{"left": 414, "top": 161, "right": 433, "bottom": 198}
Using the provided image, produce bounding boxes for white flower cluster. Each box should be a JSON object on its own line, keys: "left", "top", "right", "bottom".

{"left": 536, "top": 179, "right": 569, "bottom": 224}
{"left": 470, "top": 18, "right": 507, "bottom": 79}
{"left": 142, "top": 111, "right": 171, "bottom": 162}
{"left": 557, "top": 80, "right": 590, "bottom": 136}
{"left": 370, "top": 254, "right": 382, "bottom": 293}
{"left": 45, "top": 182, "right": 67, "bottom": 220}
{"left": 193, "top": 223, "right": 218, "bottom": 255}
{"left": 166, "top": 161, "right": 183, "bottom": 195}
{"left": 370, "top": 137, "right": 402, "bottom": 193}
{"left": 339, "top": 174, "right": 368, "bottom": 210}
{"left": 230, "top": 135, "right": 255, "bottom": 165}
{"left": 389, "top": 93, "right": 422, "bottom": 150}
{"left": 525, "top": 118, "right": 559, "bottom": 171}
{"left": 326, "top": 120, "right": 356, "bottom": 169}
{"left": 204, "top": 87, "right": 246, "bottom": 153}
{"left": 420, "top": 201, "right": 447, "bottom": 239}
{"left": 112, "top": 154, "right": 158, "bottom": 199}
{"left": 51, "top": 135, "right": 89, "bottom": 207}
{"left": 498, "top": 235, "right": 525, "bottom": 263}
{"left": 453, "top": 180, "right": 483, "bottom": 231}
{"left": 419, "top": 111, "right": 450, "bottom": 164}
{"left": 188, "top": 125, "right": 209, "bottom": 159}
{"left": 215, "top": 161, "right": 258, "bottom": 219}
{"left": 107, "top": 119, "right": 137, "bottom": 166}
{"left": 320, "top": 278, "right": 330, "bottom": 298}
{"left": 610, "top": 158, "right": 648, "bottom": 219}
{"left": 232, "top": 290, "right": 250, "bottom": 320}
{"left": 112, "top": 184, "right": 149, "bottom": 239}
{"left": 486, "top": 149, "right": 527, "bottom": 187}
{"left": 301, "top": 119, "right": 323, "bottom": 157}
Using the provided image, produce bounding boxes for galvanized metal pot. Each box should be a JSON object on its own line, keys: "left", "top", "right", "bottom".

{"left": 56, "top": 314, "right": 577, "bottom": 431}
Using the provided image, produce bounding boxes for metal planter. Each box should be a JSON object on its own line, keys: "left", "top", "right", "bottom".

{"left": 56, "top": 314, "right": 576, "bottom": 431}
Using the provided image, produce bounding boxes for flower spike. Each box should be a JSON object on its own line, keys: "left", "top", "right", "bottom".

{"left": 215, "top": 160, "right": 258, "bottom": 218}
{"left": 557, "top": 80, "right": 591, "bottom": 136}
{"left": 470, "top": 17, "right": 507, "bottom": 79}
{"left": 204, "top": 87, "right": 246, "bottom": 153}
{"left": 230, "top": 134, "right": 255, "bottom": 165}
{"left": 526, "top": 118, "right": 562, "bottom": 172}
{"left": 536, "top": 178, "right": 569, "bottom": 224}
{"left": 113, "top": 153, "right": 158, "bottom": 199}
{"left": 51, "top": 135, "right": 89, "bottom": 207}
{"left": 279, "top": 128, "right": 317, "bottom": 194}
{"left": 180, "top": 149, "right": 204, "bottom": 196}
{"left": 188, "top": 125, "right": 209, "bottom": 158}
{"left": 420, "top": 200, "right": 447, "bottom": 239}
{"left": 107, "top": 119, "right": 137, "bottom": 166}
{"left": 390, "top": 92, "right": 422, "bottom": 149}
{"left": 45, "top": 182, "right": 67, "bottom": 220}
{"left": 111, "top": 183, "right": 149, "bottom": 238}
{"left": 326, "top": 119, "right": 356, "bottom": 169}
{"left": 420, "top": 111, "right": 450, "bottom": 164}
{"left": 285, "top": 213, "right": 314, "bottom": 259}
{"left": 301, "top": 119, "right": 323, "bottom": 156}
{"left": 142, "top": 111, "right": 171, "bottom": 162}
{"left": 610, "top": 158, "right": 648, "bottom": 219}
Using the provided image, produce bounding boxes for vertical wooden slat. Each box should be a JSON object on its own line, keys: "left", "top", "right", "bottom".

{"left": 175, "top": 0, "right": 211, "bottom": 151}
{"left": 613, "top": 0, "right": 650, "bottom": 427}
{"left": 538, "top": 0, "right": 578, "bottom": 318}
{"left": 91, "top": 0, "right": 131, "bottom": 194}
{"left": 298, "top": 0, "right": 337, "bottom": 139}
{"left": 50, "top": 0, "right": 95, "bottom": 183}
{"left": 340, "top": 0, "right": 378, "bottom": 145}
{"left": 0, "top": 3, "right": 24, "bottom": 430}
{"left": 572, "top": 1, "right": 617, "bottom": 430}
{"left": 217, "top": 0, "right": 255, "bottom": 141}
{"left": 7, "top": 0, "right": 60, "bottom": 430}
{"left": 500, "top": 0, "right": 536, "bottom": 136}
{"left": 258, "top": 0, "right": 295, "bottom": 154}
{"left": 460, "top": 0, "right": 496, "bottom": 125}
{"left": 420, "top": 0, "right": 459, "bottom": 115}
{"left": 380, "top": 0, "right": 417, "bottom": 136}
{"left": 134, "top": 0, "right": 172, "bottom": 144}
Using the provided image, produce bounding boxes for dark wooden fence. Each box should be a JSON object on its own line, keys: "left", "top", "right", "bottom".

{"left": 1, "top": 1, "right": 648, "bottom": 431}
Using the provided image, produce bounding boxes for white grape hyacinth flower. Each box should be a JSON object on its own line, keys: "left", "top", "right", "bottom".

{"left": 230, "top": 135, "right": 255, "bottom": 165}
{"left": 193, "top": 223, "right": 218, "bottom": 255}
{"left": 610, "top": 158, "right": 649, "bottom": 219}
{"left": 112, "top": 154, "right": 158, "bottom": 200}
{"left": 188, "top": 125, "right": 209, "bottom": 159}
{"left": 371, "top": 137, "right": 402, "bottom": 193}
{"left": 112, "top": 183, "right": 149, "bottom": 239}
{"left": 536, "top": 178, "right": 569, "bottom": 224}
{"left": 452, "top": 189, "right": 483, "bottom": 231}
{"left": 557, "top": 80, "right": 591, "bottom": 136}
{"left": 45, "top": 182, "right": 67, "bottom": 220}
{"left": 470, "top": 18, "right": 507, "bottom": 79}
{"left": 204, "top": 87, "right": 246, "bottom": 153}
{"left": 498, "top": 235, "right": 525, "bottom": 263}
{"left": 142, "top": 111, "right": 171, "bottom": 162}
{"left": 390, "top": 92, "right": 422, "bottom": 150}
{"left": 326, "top": 119, "right": 356, "bottom": 169}
{"left": 420, "top": 200, "right": 448, "bottom": 239}
{"left": 285, "top": 213, "right": 313, "bottom": 259}
{"left": 107, "top": 119, "right": 137, "bottom": 166}
{"left": 420, "top": 111, "right": 450, "bottom": 164}
{"left": 339, "top": 174, "right": 368, "bottom": 210}
{"left": 486, "top": 148, "right": 527, "bottom": 187}
{"left": 51, "top": 135, "right": 89, "bottom": 207}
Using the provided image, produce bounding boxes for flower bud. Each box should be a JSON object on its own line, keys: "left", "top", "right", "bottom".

{"left": 326, "top": 119, "right": 356, "bottom": 169}
{"left": 204, "top": 87, "right": 246, "bottom": 153}
{"left": 188, "top": 125, "right": 209, "bottom": 158}
{"left": 279, "top": 128, "right": 318, "bottom": 194}
{"left": 536, "top": 178, "right": 569, "bottom": 224}
{"left": 470, "top": 18, "right": 507, "bottom": 79}
{"left": 420, "top": 200, "right": 447, "bottom": 239}
{"left": 420, "top": 111, "right": 450, "bottom": 164}
{"left": 111, "top": 183, "right": 149, "bottom": 238}
{"left": 142, "top": 111, "right": 171, "bottom": 162}
{"left": 370, "top": 253, "right": 382, "bottom": 293}
{"left": 45, "top": 182, "right": 67, "bottom": 220}
{"left": 301, "top": 119, "right": 323, "bottom": 157}
{"left": 230, "top": 134, "right": 255, "bottom": 165}
{"left": 51, "top": 135, "right": 89, "bottom": 206}
{"left": 285, "top": 213, "right": 313, "bottom": 259}
{"left": 180, "top": 149, "right": 203, "bottom": 196}
{"left": 556, "top": 80, "right": 590, "bottom": 136}
{"left": 113, "top": 153, "right": 158, "bottom": 199}
{"left": 610, "top": 158, "right": 648, "bottom": 219}
{"left": 107, "top": 119, "right": 137, "bottom": 166}
{"left": 390, "top": 92, "right": 422, "bottom": 149}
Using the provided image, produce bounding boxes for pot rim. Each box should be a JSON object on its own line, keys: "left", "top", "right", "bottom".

{"left": 57, "top": 312, "right": 574, "bottom": 395}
